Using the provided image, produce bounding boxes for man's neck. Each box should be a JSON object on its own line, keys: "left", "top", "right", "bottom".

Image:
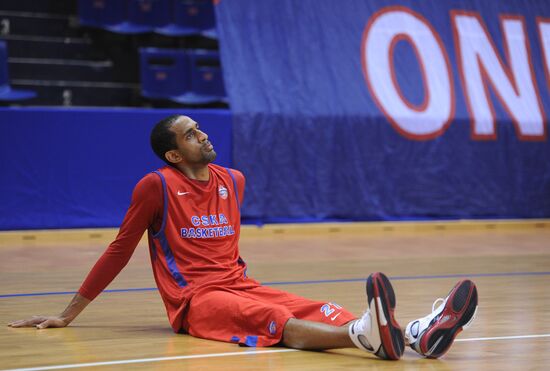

{"left": 174, "top": 163, "right": 210, "bottom": 181}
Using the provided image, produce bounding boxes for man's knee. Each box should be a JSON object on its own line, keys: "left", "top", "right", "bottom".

{"left": 282, "top": 318, "right": 308, "bottom": 349}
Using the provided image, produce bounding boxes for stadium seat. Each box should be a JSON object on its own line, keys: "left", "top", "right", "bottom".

{"left": 156, "top": 0, "right": 216, "bottom": 38}
{"left": 139, "top": 47, "right": 191, "bottom": 101}
{"left": 78, "top": 0, "right": 170, "bottom": 34}
{"left": 183, "top": 49, "right": 226, "bottom": 104}
{"left": 110, "top": 0, "right": 171, "bottom": 34}
{"left": 139, "top": 48, "right": 226, "bottom": 105}
{"left": 77, "top": 0, "right": 126, "bottom": 29}
{"left": 0, "top": 41, "right": 36, "bottom": 101}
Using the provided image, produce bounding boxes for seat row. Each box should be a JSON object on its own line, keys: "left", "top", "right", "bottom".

{"left": 0, "top": 41, "right": 36, "bottom": 102}
{"left": 0, "top": 40, "right": 226, "bottom": 105}
{"left": 140, "top": 48, "right": 226, "bottom": 105}
{"left": 78, "top": 0, "right": 216, "bottom": 38}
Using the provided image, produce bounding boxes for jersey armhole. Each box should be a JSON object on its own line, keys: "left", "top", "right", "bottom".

{"left": 225, "top": 168, "right": 241, "bottom": 210}
{"left": 151, "top": 171, "right": 168, "bottom": 238}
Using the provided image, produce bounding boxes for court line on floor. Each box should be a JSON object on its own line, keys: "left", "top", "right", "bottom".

{"left": 456, "top": 334, "right": 550, "bottom": 342}
{"left": 1, "top": 271, "right": 549, "bottom": 299}
{"left": 1, "top": 349, "right": 298, "bottom": 371}
{"left": 2, "top": 333, "right": 550, "bottom": 371}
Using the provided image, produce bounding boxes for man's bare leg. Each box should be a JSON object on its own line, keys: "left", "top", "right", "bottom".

{"left": 281, "top": 318, "right": 355, "bottom": 350}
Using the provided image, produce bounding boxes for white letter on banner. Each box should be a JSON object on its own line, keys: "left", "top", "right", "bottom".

{"left": 452, "top": 12, "right": 545, "bottom": 140}
{"left": 537, "top": 18, "right": 550, "bottom": 94}
{"left": 362, "top": 7, "right": 454, "bottom": 140}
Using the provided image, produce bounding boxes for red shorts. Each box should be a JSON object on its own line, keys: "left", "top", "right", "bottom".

{"left": 181, "top": 285, "right": 357, "bottom": 347}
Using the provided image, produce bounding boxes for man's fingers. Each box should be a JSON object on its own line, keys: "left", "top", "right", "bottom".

{"left": 36, "top": 318, "right": 66, "bottom": 329}
{"left": 8, "top": 319, "right": 31, "bottom": 327}
{"left": 9, "top": 316, "right": 66, "bottom": 329}
{"left": 8, "top": 317, "right": 43, "bottom": 327}
{"left": 36, "top": 320, "right": 50, "bottom": 329}
{"left": 36, "top": 319, "right": 58, "bottom": 329}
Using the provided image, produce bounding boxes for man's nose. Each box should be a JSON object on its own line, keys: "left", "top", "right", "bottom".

{"left": 197, "top": 129, "right": 208, "bottom": 142}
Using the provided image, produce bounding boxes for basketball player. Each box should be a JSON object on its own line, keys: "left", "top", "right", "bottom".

{"left": 9, "top": 115, "right": 478, "bottom": 360}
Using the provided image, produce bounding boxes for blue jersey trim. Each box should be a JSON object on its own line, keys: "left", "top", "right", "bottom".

{"left": 243, "top": 335, "right": 258, "bottom": 347}
{"left": 151, "top": 170, "right": 187, "bottom": 288}
{"left": 238, "top": 257, "right": 248, "bottom": 278}
{"left": 225, "top": 168, "right": 241, "bottom": 210}
{"left": 152, "top": 171, "right": 169, "bottom": 238}
{"left": 158, "top": 231, "right": 187, "bottom": 288}
{"left": 227, "top": 169, "right": 246, "bottom": 279}
{"left": 149, "top": 230, "right": 157, "bottom": 261}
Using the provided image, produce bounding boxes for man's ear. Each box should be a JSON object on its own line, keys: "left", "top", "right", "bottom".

{"left": 165, "top": 150, "right": 182, "bottom": 164}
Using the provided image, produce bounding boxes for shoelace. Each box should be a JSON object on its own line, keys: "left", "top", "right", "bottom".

{"left": 432, "top": 298, "right": 445, "bottom": 312}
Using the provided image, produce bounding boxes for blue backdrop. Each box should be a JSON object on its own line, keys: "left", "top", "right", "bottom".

{"left": 216, "top": 0, "right": 550, "bottom": 222}
{"left": 0, "top": 108, "right": 232, "bottom": 230}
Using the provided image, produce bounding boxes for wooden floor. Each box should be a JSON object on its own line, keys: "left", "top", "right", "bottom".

{"left": 1, "top": 220, "right": 550, "bottom": 370}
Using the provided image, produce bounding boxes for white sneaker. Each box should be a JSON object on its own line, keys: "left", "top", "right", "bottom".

{"left": 349, "top": 272, "right": 404, "bottom": 360}
{"left": 405, "top": 279, "right": 478, "bottom": 358}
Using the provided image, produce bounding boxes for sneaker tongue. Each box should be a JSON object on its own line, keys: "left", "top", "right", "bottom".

{"left": 354, "top": 316, "right": 366, "bottom": 333}
{"left": 361, "top": 311, "right": 373, "bottom": 333}
{"left": 354, "top": 312, "right": 374, "bottom": 345}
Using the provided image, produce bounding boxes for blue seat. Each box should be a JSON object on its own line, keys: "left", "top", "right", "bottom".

{"left": 78, "top": 0, "right": 170, "bottom": 34}
{"left": 156, "top": 0, "right": 216, "bottom": 38}
{"left": 0, "top": 41, "right": 36, "bottom": 102}
{"left": 78, "top": 0, "right": 126, "bottom": 29}
{"left": 109, "top": 0, "right": 171, "bottom": 34}
{"left": 182, "top": 49, "right": 226, "bottom": 104}
{"left": 139, "top": 48, "right": 226, "bottom": 105}
{"left": 139, "top": 47, "right": 191, "bottom": 101}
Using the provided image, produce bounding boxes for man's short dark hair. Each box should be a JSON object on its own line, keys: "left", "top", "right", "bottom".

{"left": 150, "top": 114, "right": 181, "bottom": 165}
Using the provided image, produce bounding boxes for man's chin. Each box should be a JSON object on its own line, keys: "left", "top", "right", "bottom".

{"left": 203, "top": 150, "right": 217, "bottom": 164}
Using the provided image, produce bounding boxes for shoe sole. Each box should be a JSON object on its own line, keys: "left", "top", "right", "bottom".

{"left": 418, "top": 279, "right": 478, "bottom": 358}
{"left": 367, "top": 272, "right": 405, "bottom": 360}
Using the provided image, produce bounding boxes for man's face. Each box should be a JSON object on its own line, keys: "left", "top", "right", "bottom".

{"left": 167, "top": 116, "right": 217, "bottom": 165}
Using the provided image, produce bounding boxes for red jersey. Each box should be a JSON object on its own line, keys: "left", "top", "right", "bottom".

{"left": 79, "top": 164, "right": 260, "bottom": 332}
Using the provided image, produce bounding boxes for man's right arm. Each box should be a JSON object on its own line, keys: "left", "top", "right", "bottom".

{"left": 8, "top": 173, "right": 163, "bottom": 329}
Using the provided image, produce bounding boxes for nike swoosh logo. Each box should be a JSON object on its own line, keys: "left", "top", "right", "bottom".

{"left": 177, "top": 191, "right": 190, "bottom": 196}
{"left": 331, "top": 312, "right": 342, "bottom": 321}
